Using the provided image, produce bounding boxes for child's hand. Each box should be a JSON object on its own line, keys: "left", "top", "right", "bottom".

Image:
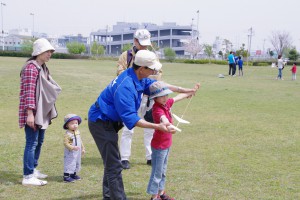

{"left": 73, "top": 146, "right": 80, "bottom": 151}
{"left": 82, "top": 149, "right": 86, "bottom": 156}
{"left": 167, "top": 125, "right": 178, "bottom": 134}
{"left": 187, "top": 83, "right": 201, "bottom": 98}
{"left": 194, "top": 83, "right": 200, "bottom": 90}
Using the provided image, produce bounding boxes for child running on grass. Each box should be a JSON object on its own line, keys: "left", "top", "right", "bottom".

{"left": 147, "top": 81, "right": 200, "bottom": 200}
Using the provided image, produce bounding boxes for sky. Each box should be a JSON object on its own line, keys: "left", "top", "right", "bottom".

{"left": 2, "top": 0, "right": 300, "bottom": 51}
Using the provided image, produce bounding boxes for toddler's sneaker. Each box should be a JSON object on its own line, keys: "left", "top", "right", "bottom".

{"left": 22, "top": 174, "right": 47, "bottom": 186}
{"left": 70, "top": 174, "right": 81, "bottom": 180}
{"left": 34, "top": 169, "right": 48, "bottom": 179}
{"left": 160, "top": 192, "right": 175, "bottom": 200}
{"left": 64, "top": 176, "right": 75, "bottom": 183}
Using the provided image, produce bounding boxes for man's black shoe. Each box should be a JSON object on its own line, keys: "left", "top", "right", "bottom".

{"left": 121, "top": 160, "right": 130, "bottom": 169}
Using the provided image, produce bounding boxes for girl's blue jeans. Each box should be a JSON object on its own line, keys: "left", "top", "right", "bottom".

{"left": 147, "top": 147, "right": 170, "bottom": 195}
{"left": 23, "top": 125, "right": 45, "bottom": 176}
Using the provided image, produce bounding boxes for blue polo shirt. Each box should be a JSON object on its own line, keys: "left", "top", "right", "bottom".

{"left": 88, "top": 67, "right": 155, "bottom": 130}
{"left": 228, "top": 54, "right": 235, "bottom": 64}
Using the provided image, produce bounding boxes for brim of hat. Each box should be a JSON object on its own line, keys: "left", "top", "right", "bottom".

{"left": 63, "top": 116, "right": 82, "bottom": 129}
{"left": 147, "top": 60, "right": 162, "bottom": 71}
{"left": 150, "top": 89, "right": 173, "bottom": 100}
{"left": 138, "top": 38, "right": 151, "bottom": 46}
{"left": 32, "top": 48, "right": 55, "bottom": 56}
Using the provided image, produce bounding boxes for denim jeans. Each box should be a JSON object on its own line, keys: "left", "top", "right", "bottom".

{"left": 88, "top": 120, "right": 127, "bottom": 200}
{"left": 147, "top": 147, "right": 170, "bottom": 195}
{"left": 23, "top": 125, "right": 45, "bottom": 175}
{"left": 278, "top": 68, "right": 282, "bottom": 79}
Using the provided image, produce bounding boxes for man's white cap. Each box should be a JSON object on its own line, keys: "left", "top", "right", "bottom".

{"left": 134, "top": 29, "right": 151, "bottom": 46}
{"left": 134, "top": 50, "right": 162, "bottom": 71}
{"left": 32, "top": 38, "right": 55, "bottom": 56}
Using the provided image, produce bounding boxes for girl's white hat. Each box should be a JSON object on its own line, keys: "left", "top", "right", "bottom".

{"left": 149, "top": 81, "right": 173, "bottom": 100}
{"left": 32, "top": 38, "right": 55, "bottom": 56}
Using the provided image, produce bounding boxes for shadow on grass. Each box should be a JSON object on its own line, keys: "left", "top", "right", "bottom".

{"left": 0, "top": 170, "right": 21, "bottom": 185}
{"left": 82, "top": 156, "right": 102, "bottom": 166}
{"left": 126, "top": 191, "right": 146, "bottom": 200}
{"left": 47, "top": 175, "right": 64, "bottom": 183}
{"left": 53, "top": 194, "right": 101, "bottom": 200}
{"left": 53, "top": 193, "right": 144, "bottom": 200}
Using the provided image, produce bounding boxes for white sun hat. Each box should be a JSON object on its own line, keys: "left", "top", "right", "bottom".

{"left": 134, "top": 50, "right": 162, "bottom": 71}
{"left": 32, "top": 38, "right": 55, "bottom": 56}
{"left": 134, "top": 29, "right": 151, "bottom": 46}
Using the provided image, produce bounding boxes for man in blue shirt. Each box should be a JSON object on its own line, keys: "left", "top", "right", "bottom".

{"left": 228, "top": 51, "right": 236, "bottom": 76}
{"left": 88, "top": 50, "right": 197, "bottom": 199}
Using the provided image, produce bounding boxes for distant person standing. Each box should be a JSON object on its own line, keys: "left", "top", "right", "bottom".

{"left": 228, "top": 51, "right": 236, "bottom": 76}
{"left": 276, "top": 55, "right": 284, "bottom": 80}
{"left": 237, "top": 56, "right": 244, "bottom": 76}
{"left": 291, "top": 62, "right": 297, "bottom": 80}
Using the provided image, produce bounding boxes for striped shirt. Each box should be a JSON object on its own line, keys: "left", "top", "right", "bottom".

{"left": 18, "top": 63, "right": 39, "bottom": 128}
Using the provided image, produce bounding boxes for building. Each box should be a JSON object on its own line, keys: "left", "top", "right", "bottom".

{"left": 90, "top": 22, "right": 196, "bottom": 56}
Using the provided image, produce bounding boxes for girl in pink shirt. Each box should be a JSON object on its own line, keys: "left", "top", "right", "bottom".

{"left": 291, "top": 63, "right": 297, "bottom": 80}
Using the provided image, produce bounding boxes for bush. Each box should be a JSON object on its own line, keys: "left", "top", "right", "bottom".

{"left": 0, "top": 51, "right": 90, "bottom": 59}
{"left": 253, "top": 62, "right": 271, "bottom": 66}
{"left": 164, "top": 48, "right": 176, "bottom": 62}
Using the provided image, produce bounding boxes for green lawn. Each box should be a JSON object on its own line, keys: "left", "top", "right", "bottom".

{"left": 0, "top": 57, "right": 299, "bottom": 200}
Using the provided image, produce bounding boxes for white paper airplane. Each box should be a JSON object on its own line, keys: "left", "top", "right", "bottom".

{"left": 172, "top": 113, "right": 190, "bottom": 124}
{"left": 168, "top": 124, "right": 182, "bottom": 132}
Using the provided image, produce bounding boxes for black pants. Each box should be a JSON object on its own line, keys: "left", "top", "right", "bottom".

{"left": 88, "top": 119, "right": 127, "bottom": 200}
{"left": 229, "top": 63, "right": 236, "bottom": 75}
{"left": 232, "top": 64, "right": 236, "bottom": 75}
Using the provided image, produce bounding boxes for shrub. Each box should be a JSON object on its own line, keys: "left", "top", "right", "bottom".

{"left": 164, "top": 48, "right": 176, "bottom": 62}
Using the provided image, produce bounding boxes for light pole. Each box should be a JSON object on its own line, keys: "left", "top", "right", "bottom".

{"left": 30, "top": 13, "right": 34, "bottom": 38}
{"left": 247, "top": 27, "right": 254, "bottom": 66}
{"left": 1, "top": 2, "right": 6, "bottom": 51}
{"left": 191, "top": 18, "right": 194, "bottom": 39}
{"left": 196, "top": 10, "right": 199, "bottom": 40}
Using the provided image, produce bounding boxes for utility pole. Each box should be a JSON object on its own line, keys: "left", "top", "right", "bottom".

{"left": 30, "top": 13, "right": 34, "bottom": 38}
{"left": 196, "top": 10, "right": 199, "bottom": 40}
{"left": 247, "top": 27, "right": 254, "bottom": 66}
{"left": 191, "top": 18, "right": 194, "bottom": 39}
{"left": 1, "top": 2, "right": 6, "bottom": 51}
{"left": 106, "top": 25, "right": 108, "bottom": 55}
{"left": 263, "top": 38, "right": 266, "bottom": 58}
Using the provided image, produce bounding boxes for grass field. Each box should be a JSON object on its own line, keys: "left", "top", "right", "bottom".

{"left": 0, "top": 56, "right": 299, "bottom": 200}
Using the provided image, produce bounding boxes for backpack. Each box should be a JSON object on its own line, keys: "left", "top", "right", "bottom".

{"left": 126, "top": 49, "right": 133, "bottom": 67}
{"left": 143, "top": 97, "right": 154, "bottom": 123}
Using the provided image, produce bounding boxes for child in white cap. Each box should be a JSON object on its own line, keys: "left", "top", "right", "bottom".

{"left": 147, "top": 81, "right": 200, "bottom": 200}
{"left": 63, "top": 114, "right": 85, "bottom": 183}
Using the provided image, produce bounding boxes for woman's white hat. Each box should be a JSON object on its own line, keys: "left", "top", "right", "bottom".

{"left": 32, "top": 38, "right": 55, "bottom": 56}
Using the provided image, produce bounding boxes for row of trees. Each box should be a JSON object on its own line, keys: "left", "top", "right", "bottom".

{"left": 19, "top": 30, "right": 299, "bottom": 62}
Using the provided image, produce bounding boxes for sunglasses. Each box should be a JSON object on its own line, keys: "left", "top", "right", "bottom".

{"left": 144, "top": 67, "right": 158, "bottom": 75}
